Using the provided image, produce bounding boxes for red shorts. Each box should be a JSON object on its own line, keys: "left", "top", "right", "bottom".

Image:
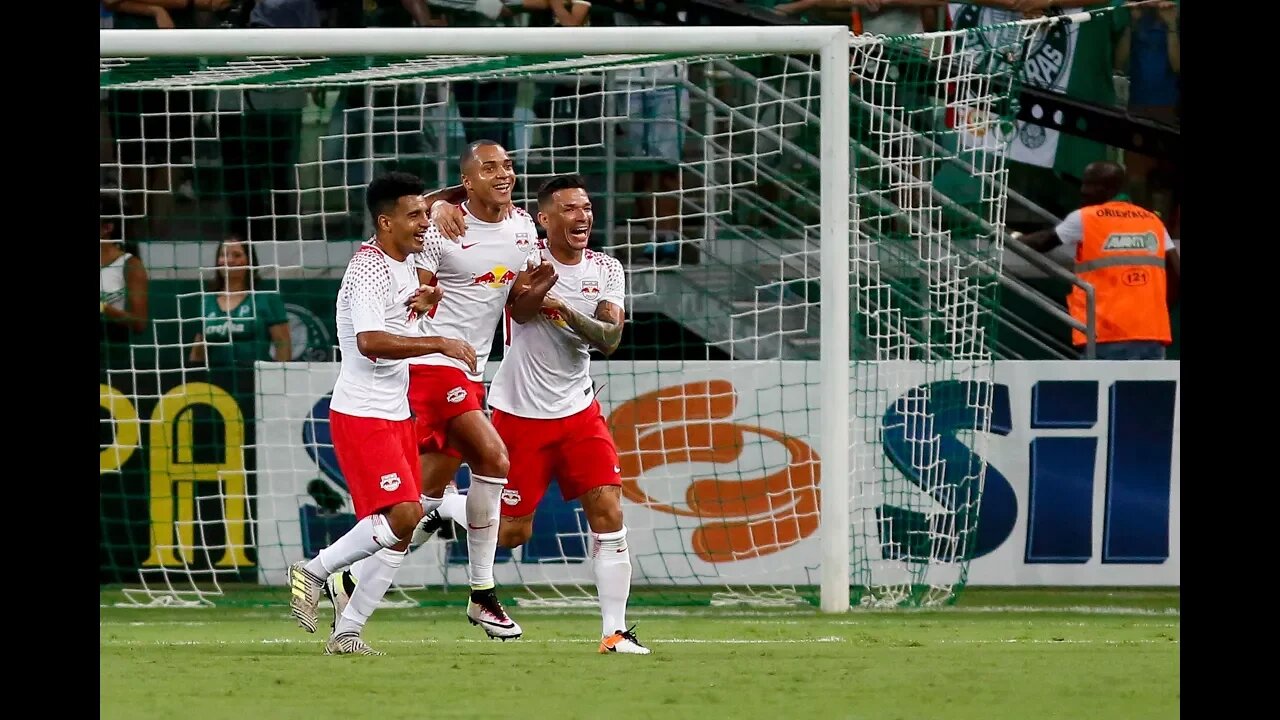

{"left": 328, "top": 409, "right": 421, "bottom": 519}
{"left": 409, "top": 364, "right": 486, "bottom": 458}
{"left": 490, "top": 400, "right": 621, "bottom": 518}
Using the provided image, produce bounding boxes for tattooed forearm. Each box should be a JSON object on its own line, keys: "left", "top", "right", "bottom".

{"left": 557, "top": 303, "right": 623, "bottom": 356}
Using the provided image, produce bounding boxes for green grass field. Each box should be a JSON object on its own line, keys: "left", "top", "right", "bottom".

{"left": 100, "top": 587, "right": 1179, "bottom": 720}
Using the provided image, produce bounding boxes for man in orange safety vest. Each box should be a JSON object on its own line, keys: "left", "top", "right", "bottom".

{"left": 1016, "top": 161, "right": 1180, "bottom": 360}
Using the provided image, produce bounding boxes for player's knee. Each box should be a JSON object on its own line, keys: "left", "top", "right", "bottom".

{"left": 493, "top": 450, "right": 510, "bottom": 480}
{"left": 473, "top": 445, "right": 510, "bottom": 480}
{"left": 499, "top": 518, "right": 533, "bottom": 549}
{"left": 583, "top": 487, "right": 625, "bottom": 534}
{"left": 587, "top": 504, "right": 624, "bottom": 535}
{"left": 386, "top": 501, "right": 425, "bottom": 541}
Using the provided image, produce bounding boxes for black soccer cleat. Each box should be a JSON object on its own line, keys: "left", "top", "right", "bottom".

{"left": 411, "top": 509, "right": 457, "bottom": 547}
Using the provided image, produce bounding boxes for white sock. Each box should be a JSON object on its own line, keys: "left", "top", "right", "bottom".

{"left": 348, "top": 554, "right": 372, "bottom": 585}
{"left": 466, "top": 475, "right": 505, "bottom": 591}
{"left": 304, "top": 514, "right": 399, "bottom": 578}
{"left": 420, "top": 494, "right": 443, "bottom": 516}
{"left": 438, "top": 492, "right": 467, "bottom": 523}
{"left": 593, "top": 527, "right": 631, "bottom": 637}
{"left": 335, "top": 547, "right": 405, "bottom": 637}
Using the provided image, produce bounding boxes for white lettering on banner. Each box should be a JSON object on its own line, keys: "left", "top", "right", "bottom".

{"left": 255, "top": 361, "right": 1179, "bottom": 588}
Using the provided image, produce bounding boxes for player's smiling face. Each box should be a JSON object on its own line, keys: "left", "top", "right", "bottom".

{"left": 380, "top": 194, "right": 430, "bottom": 258}
{"left": 463, "top": 144, "right": 516, "bottom": 206}
{"left": 539, "top": 187, "right": 593, "bottom": 252}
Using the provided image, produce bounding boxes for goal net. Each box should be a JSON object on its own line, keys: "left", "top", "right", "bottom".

{"left": 99, "top": 18, "right": 1050, "bottom": 609}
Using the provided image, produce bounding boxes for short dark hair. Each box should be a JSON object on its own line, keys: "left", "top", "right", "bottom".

{"left": 365, "top": 171, "right": 427, "bottom": 223}
{"left": 459, "top": 139, "right": 504, "bottom": 173}
{"left": 537, "top": 174, "right": 589, "bottom": 208}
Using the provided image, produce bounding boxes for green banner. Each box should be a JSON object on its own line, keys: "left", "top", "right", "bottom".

{"left": 950, "top": 3, "right": 1129, "bottom": 178}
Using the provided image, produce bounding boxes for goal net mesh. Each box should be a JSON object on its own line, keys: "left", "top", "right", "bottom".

{"left": 99, "top": 19, "right": 1039, "bottom": 608}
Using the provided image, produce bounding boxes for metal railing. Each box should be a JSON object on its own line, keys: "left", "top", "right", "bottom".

{"left": 716, "top": 56, "right": 1097, "bottom": 359}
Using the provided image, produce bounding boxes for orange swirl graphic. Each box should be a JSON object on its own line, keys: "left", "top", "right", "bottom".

{"left": 608, "top": 380, "right": 821, "bottom": 563}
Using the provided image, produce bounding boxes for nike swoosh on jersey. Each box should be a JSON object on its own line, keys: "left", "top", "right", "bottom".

{"left": 460, "top": 242, "right": 479, "bottom": 250}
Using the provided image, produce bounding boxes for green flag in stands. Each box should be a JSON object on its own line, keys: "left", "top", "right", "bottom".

{"left": 949, "top": 2, "right": 1128, "bottom": 178}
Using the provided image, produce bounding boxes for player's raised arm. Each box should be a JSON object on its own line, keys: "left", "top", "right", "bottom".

{"left": 544, "top": 294, "right": 625, "bottom": 357}
{"left": 423, "top": 183, "right": 467, "bottom": 209}
{"left": 424, "top": 183, "right": 469, "bottom": 241}
{"left": 508, "top": 260, "right": 559, "bottom": 324}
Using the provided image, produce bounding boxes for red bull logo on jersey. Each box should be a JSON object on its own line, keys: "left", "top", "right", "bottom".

{"left": 514, "top": 232, "right": 533, "bottom": 252}
{"left": 471, "top": 265, "right": 518, "bottom": 289}
{"left": 581, "top": 280, "right": 600, "bottom": 300}
{"left": 540, "top": 307, "right": 570, "bottom": 329}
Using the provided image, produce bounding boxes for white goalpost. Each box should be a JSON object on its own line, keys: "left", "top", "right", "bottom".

{"left": 99, "top": 16, "right": 1043, "bottom": 610}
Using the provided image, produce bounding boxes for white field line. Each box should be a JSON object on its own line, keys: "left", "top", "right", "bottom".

{"left": 100, "top": 636, "right": 1176, "bottom": 647}
{"left": 100, "top": 604, "right": 1179, "bottom": 618}
{"left": 101, "top": 618, "right": 1180, "bottom": 631}
{"left": 99, "top": 602, "right": 1177, "bottom": 625}
{"left": 101, "top": 636, "right": 847, "bottom": 646}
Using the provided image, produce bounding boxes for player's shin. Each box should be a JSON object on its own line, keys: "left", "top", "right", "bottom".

{"left": 349, "top": 497, "right": 425, "bottom": 580}
{"left": 465, "top": 475, "right": 505, "bottom": 590}
{"left": 593, "top": 526, "right": 631, "bottom": 637}
{"left": 334, "top": 547, "right": 405, "bottom": 637}
{"left": 305, "top": 513, "right": 401, "bottom": 578}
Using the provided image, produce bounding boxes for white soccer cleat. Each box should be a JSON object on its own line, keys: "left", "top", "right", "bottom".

{"left": 467, "top": 588, "right": 523, "bottom": 640}
{"left": 599, "top": 626, "right": 651, "bottom": 655}
{"left": 289, "top": 561, "right": 325, "bottom": 633}
{"left": 324, "top": 569, "right": 356, "bottom": 630}
{"left": 324, "top": 632, "right": 384, "bottom": 656}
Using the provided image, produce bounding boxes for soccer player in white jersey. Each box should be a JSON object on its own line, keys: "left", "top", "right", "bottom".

{"left": 489, "top": 174, "right": 649, "bottom": 654}
{"left": 406, "top": 140, "right": 556, "bottom": 639}
{"left": 287, "top": 172, "right": 476, "bottom": 655}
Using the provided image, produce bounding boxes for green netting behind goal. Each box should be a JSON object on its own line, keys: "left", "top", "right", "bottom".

{"left": 99, "top": 18, "right": 1042, "bottom": 608}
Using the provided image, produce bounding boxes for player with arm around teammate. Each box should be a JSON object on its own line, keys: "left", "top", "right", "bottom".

{"left": 288, "top": 171, "right": 476, "bottom": 655}
{"left": 332, "top": 140, "right": 558, "bottom": 641}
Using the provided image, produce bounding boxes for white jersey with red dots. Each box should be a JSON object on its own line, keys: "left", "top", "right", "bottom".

{"left": 489, "top": 246, "right": 626, "bottom": 420}
{"left": 330, "top": 240, "right": 421, "bottom": 421}
{"left": 409, "top": 202, "right": 540, "bottom": 382}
